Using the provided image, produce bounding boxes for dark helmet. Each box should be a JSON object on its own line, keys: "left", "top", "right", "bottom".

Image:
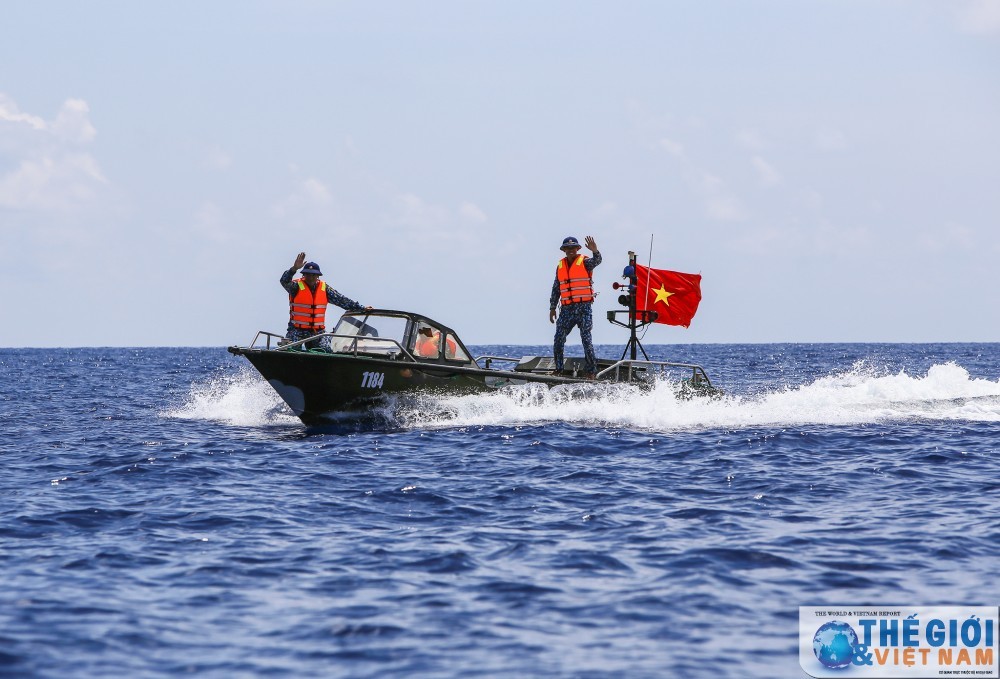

{"left": 301, "top": 261, "right": 323, "bottom": 275}
{"left": 560, "top": 236, "right": 581, "bottom": 250}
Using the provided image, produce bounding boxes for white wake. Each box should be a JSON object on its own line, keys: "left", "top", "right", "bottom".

{"left": 166, "top": 362, "right": 1000, "bottom": 430}
{"left": 399, "top": 362, "right": 1000, "bottom": 430}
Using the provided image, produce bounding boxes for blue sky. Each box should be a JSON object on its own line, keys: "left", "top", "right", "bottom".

{"left": 2, "top": 1, "right": 998, "bottom": 347}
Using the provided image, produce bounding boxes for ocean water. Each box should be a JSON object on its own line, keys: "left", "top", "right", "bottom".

{"left": 1, "top": 343, "right": 998, "bottom": 678}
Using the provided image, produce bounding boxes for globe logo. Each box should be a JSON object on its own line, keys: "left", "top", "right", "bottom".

{"left": 812, "top": 621, "right": 859, "bottom": 669}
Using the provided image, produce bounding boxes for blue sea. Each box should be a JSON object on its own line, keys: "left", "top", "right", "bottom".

{"left": 2, "top": 343, "right": 998, "bottom": 678}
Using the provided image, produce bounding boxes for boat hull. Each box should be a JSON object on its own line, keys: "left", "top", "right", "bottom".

{"left": 233, "top": 348, "right": 506, "bottom": 424}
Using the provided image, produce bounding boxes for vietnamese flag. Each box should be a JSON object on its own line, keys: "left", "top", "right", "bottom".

{"left": 634, "top": 264, "right": 702, "bottom": 327}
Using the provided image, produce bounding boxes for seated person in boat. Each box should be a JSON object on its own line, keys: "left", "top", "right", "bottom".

{"left": 414, "top": 325, "right": 458, "bottom": 360}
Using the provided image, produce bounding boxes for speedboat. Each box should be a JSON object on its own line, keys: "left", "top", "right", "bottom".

{"left": 228, "top": 308, "right": 720, "bottom": 425}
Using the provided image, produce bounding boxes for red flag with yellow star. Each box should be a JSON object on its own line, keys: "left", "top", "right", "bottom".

{"left": 634, "top": 264, "right": 702, "bottom": 327}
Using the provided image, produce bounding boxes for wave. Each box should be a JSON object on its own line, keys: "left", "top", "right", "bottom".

{"left": 164, "top": 367, "right": 299, "bottom": 427}
{"left": 401, "top": 361, "right": 1000, "bottom": 430}
{"left": 167, "top": 362, "right": 1000, "bottom": 431}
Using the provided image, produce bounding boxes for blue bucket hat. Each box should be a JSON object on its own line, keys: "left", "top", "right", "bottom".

{"left": 560, "top": 236, "right": 581, "bottom": 250}
{"left": 301, "top": 261, "right": 323, "bottom": 275}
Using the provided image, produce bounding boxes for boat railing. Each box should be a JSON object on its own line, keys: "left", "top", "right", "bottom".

{"left": 595, "top": 359, "right": 714, "bottom": 387}
{"left": 248, "top": 330, "right": 287, "bottom": 350}
{"left": 475, "top": 355, "right": 523, "bottom": 370}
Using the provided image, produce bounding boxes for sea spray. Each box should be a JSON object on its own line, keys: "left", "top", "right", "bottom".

{"left": 165, "top": 366, "right": 298, "bottom": 427}
{"left": 166, "top": 361, "right": 1000, "bottom": 430}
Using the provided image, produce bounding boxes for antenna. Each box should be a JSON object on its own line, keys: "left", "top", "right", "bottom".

{"left": 637, "top": 234, "right": 655, "bottom": 343}
{"left": 644, "top": 234, "right": 653, "bottom": 315}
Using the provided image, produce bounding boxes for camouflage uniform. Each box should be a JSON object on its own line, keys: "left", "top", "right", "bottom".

{"left": 280, "top": 267, "right": 365, "bottom": 350}
{"left": 549, "top": 251, "right": 602, "bottom": 374}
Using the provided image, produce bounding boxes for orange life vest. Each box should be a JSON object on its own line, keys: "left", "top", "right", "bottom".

{"left": 444, "top": 335, "right": 458, "bottom": 359}
{"left": 557, "top": 255, "right": 594, "bottom": 305}
{"left": 414, "top": 333, "right": 439, "bottom": 358}
{"left": 414, "top": 331, "right": 459, "bottom": 359}
{"left": 289, "top": 279, "right": 328, "bottom": 331}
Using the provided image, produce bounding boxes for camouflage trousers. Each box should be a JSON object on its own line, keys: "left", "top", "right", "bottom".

{"left": 553, "top": 302, "right": 596, "bottom": 374}
{"left": 284, "top": 327, "right": 331, "bottom": 351}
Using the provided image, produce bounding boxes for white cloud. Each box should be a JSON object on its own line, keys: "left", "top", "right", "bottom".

{"left": 269, "top": 176, "right": 486, "bottom": 255}
{"left": 653, "top": 128, "right": 747, "bottom": 222}
{"left": 0, "top": 153, "right": 106, "bottom": 212}
{"left": 657, "top": 137, "right": 685, "bottom": 158}
{"left": 0, "top": 94, "right": 107, "bottom": 213}
{"left": 205, "top": 145, "right": 232, "bottom": 170}
{"left": 956, "top": 0, "right": 1000, "bottom": 34}
{"left": 0, "top": 96, "right": 96, "bottom": 143}
{"left": 705, "top": 193, "right": 746, "bottom": 222}
{"left": 917, "top": 223, "right": 976, "bottom": 252}
{"left": 459, "top": 201, "right": 487, "bottom": 223}
{"left": 388, "top": 193, "right": 486, "bottom": 253}
{"left": 272, "top": 176, "right": 333, "bottom": 219}
{"left": 729, "top": 225, "right": 786, "bottom": 255}
{"left": 0, "top": 94, "right": 46, "bottom": 131}
{"left": 700, "top": 172, "right": 724, "bottom": 192}
{"left": 50, "top": 99, "right": 97, "bottom": 143}
{"left": 394, "top": 192, "right": 450, "bottom": 228}
{"left": 588, "top": 200, "right": 640, "bottom": 232}
{"left": 736, "top": 129, "right": 768, "bottom": 151}
{"left": 730, "top": 221, "right": 873, "bottom": 257}
{"left": 268, "top": 176, "right": 362, "bottom": 249}
{"left": 751, "top": 155, "right": 782, "bottom": 187}
{"left": 811, "top": 222, "right": 873, "bottom": 254}
{"left": 301, "top": 177, "right": 332, "bottom": 204}
{"left": 700, "top": 172, "right": 746, "bottom": 221}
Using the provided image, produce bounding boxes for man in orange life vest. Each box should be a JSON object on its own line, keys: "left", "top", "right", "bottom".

{"left": 414, "top": 325, "right": 459, "bottom": 360}
{"left": 549, "top": 235, "right": 602, "bottom": 377}
{"left": 280, "top": 252, "right": 368, "bottom": 350}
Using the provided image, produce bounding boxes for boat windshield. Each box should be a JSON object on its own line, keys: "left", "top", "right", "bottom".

{"left": 411, "top": 322, "right": 471, "bottom": 363}
{"left": 328, "top": 312, "right": 472, "bottom": 364}
{"left": 328, "top": 314, "right": 409, "bottom": 356}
